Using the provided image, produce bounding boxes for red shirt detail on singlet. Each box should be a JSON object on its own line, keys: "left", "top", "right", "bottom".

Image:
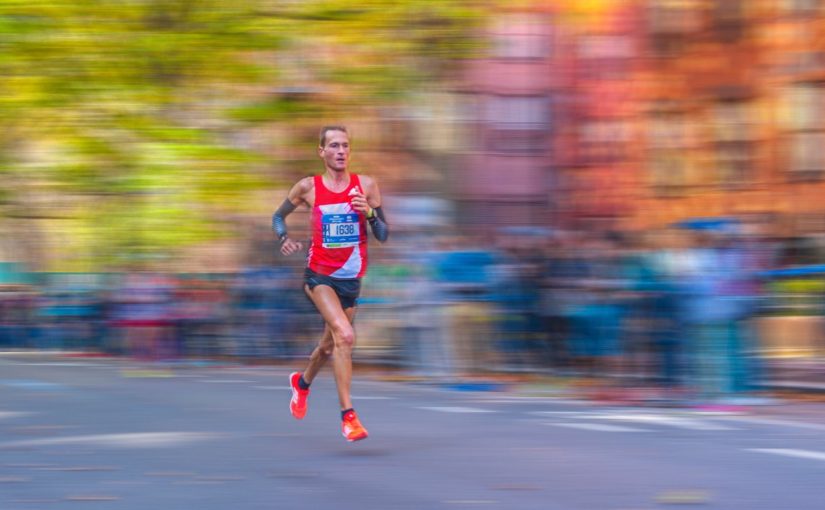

{"left": 307, "top": 174, "right": 368, "bottom": 279}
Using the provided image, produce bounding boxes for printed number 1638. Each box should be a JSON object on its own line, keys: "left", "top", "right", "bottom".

{"left": 332, "top": 223, "right": 356, "bottom": 236}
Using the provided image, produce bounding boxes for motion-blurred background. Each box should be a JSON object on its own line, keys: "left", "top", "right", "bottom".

{"left": 3, "top": 0, "right": 825, "bottom": 402}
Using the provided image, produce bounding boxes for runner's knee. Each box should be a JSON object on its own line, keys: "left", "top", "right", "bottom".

{"left": 332, "top": 321, "right": 355, "bottom": 347}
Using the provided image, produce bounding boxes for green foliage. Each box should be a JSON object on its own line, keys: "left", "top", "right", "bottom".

{"left": 0, "top": 0, "right": 487, "bottom": 270}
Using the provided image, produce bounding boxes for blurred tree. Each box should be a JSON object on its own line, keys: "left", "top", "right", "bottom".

{"left": 0, "top": 0, "right": 485, "bottom": 271}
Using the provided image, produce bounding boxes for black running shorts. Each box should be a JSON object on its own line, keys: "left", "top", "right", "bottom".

{"left": 303, "top": 268, "right": 361, "bottom": 309}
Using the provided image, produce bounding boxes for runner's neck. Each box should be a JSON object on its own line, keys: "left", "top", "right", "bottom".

{"left": 322, "top": 171, "right": 351, "bottom": 193}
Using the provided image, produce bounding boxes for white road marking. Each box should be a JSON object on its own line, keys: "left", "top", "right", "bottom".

{"left": 529, "top": 411, "right": 588, "bottom": 417}
{"left": 747, "top": 448, "right": 825, "bottom": 462}
{"left": 590, "top": 412, "right": 737, "bottom": 431}
{"left": 0, "top": 411, "right": 32, "bottom": 420}
{"left": 65, "top": 495, "right": 121, "bottom": 501}
{"left": 200, "top": 379, "right": 253, "bottom": 384}
{"left": 145, "top": 471, "right": 196, "bottom": 477}
{"left": 19, "top": 362, "right": 103, "bottom": 367}
{"left": 38, "top": 466, "right": 117, "bottom": 472}
{"left": 475, "top": 397, "right": 567, "bottom": 404}
{"left": 253, "top": 386, "right": 289, "bottom": 390}
{"left": 1, "top": 380, "right": 67, "bottom": 390}
{"left": 546, "top": 422, "right": 648, "bottom": 433}
{"left": 0, "top": 432, "right": 222, "bottom": 449}
{"left": 719, "top": 416, "right": 825, "bottom": 432}
{"left": 531, "top": 411, "right": 736, "bottom": 431}
{"left": 352, "top": 396, "right": 396, "bottom": 400}
{"left": 417, "top": 406, "right": 497, "bottom": 414}
{"left": 0, "top": 476, "right": 30, "bottom": 483}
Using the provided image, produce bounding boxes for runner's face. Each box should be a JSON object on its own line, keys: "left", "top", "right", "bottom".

{"left": 319, "top": 131, "right": 350, "bottom": 172}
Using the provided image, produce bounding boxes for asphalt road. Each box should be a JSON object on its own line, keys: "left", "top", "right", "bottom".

{"left": 1, "top": 352, "right": 824, "bottom": 510}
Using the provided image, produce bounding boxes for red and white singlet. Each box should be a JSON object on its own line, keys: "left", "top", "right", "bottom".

{"left": 307, "top": 174, "right": 368, "bottom": 279}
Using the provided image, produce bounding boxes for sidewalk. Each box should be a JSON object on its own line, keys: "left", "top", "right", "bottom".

{"left": 12, "top": 348, "right": 825, "bottom": 426}
{"left": 373, "top": 366, "right": 825, "bottom": 427}
{"left": 760, "top": 357, "right": 825, "bottom": 392}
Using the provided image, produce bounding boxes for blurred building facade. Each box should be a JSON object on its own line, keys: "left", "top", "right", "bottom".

{"left": 407, "top": 0, "right": 825, "bottom": 237}
{"left": 600, "top": 0, "right": 825, "bottom": 234}
{"left": 555, "top": 1, "right": 643, "bottom": 229}
{"left": 449, "top": 5, "right": 562, "bottom": 231}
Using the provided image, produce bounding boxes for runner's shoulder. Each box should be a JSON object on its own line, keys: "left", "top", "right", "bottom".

{"left": 296, "top": 175, "right": 315, "bottom": 194}
{"left": 357, "top": 173, "right": 376, "bottom": 189}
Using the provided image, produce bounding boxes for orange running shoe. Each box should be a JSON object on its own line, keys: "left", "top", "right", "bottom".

{"left": 341, "top": 410, "right": 369, "bottom": 442}
{"left": 289, "top": 372, "right": 309, "bottom": 420}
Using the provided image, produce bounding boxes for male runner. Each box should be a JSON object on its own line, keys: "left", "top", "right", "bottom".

{"left": 272, "top": 125, "right": 389, "bottom": 442}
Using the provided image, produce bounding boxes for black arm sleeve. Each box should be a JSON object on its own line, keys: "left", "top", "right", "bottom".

{"left": 368, "top": 206, "right": 389, "bottom": 242}
{"left": 272, "top": 199, "right": 297, "bottom": 240}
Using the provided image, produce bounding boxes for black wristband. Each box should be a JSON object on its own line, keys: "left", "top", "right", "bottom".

{"left": 273, "top": 198, "right": 296, "bottom": 241}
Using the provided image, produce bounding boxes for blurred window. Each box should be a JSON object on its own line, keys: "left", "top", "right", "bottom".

{"left": 577, "top": 35, "right": 634, "bottom": 79}
{"left": 713, "top": 101, "right": 755, "bottom": 187}
{"left": 491, "top": 15, "right": 550, "bottom": 60}
{"left": 485, "top": 95, "right": 551, "bottom": 153}
{"left": 486, "top": 96, "right": 548, "bottom": 129}
{"left": 712, "top": 0, "right": 745, "bottom": 41}
{"left": 647, "top": 0, "right": 701, "bottom": 35}
{"left": 779, "top": 0, "right": 821, "bottom": 15}
{"left": 579, "top": 120, "right": 631, "bottom": 165}
{"left": 790, "top": 131, "right": 825, "bottom": 174}
{"left": 578, "top": 35, "right": 634, "bottom": 60}
{"left": 453, "top": 93, "right": 482, "bottom": 152}
{"left": 647, "top": 111, "right": 692, "bottom": 196}
{"left": 781, "top": 84, "right": 825, "bottom": 179}
{"left": 781, "top": 84, "right": 822, "bottom": 130}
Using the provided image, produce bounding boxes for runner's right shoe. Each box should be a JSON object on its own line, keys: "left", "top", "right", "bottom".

{"left": 289, "top": 372, "right": 309, "bottom": 420}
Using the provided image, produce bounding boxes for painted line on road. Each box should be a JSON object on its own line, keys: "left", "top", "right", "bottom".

{"left": 145, "top": 471, "right": 196, "bottom": 478}
{"left": 18, "top": 362, "right": 105, "bottom": 367}
{"left": 417, "top": 406, "right": 498, "bottom": 414}
{"left": 545, "top": 422, "right": 649, "bottom": 433}
{"left": 352, "top": 395, "right": 396, "bottom": 400}
{"left": 0, "top": 380, "right": 69, "bottom": 391}
{"left": 39, "top": 466, "right": 118, "bottom": 472}
{"left": 718, "top": 416, "right": 825, "bottom": 432}
{"left": 473, "top": 397, "right": 568, "bottom": 405}
{"left": 591, "top": 412, "right": 738, "bottom": 431}
{"left": 531, "top": 411, "right": 737, "bottom": 431}
{"left": 65, "top": 495, "right": 121, "bottom": 501}
{"left": 530, "top": 411, "right": 589, "bottom": 417}
{"left": 747, "top": 448, "right": 825, "bottom": 462}
{"left": 200, "top": 379, "right": 253, "bottom": 384}
{"left": 0, "top": 432, "right": 223, "bottom": 449}
{"left": 0, "top": 476, "right": 30, "bottom": 483}
{"left": 0, "top": 411, "right": 33, "bottom": 420}
{"left": 253, "top": 386, "right": 289, "bottom": 390}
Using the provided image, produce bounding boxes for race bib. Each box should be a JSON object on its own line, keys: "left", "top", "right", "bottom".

{"left": 322, "top": 213, "right": 360, "bottom": 248}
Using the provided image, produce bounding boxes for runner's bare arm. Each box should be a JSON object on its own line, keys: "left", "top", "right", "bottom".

{"left": 273, "top": 177, "right": 313, "bottom": 256}
{"left": 360, "top": 175, "right": 388, "bottom": 242}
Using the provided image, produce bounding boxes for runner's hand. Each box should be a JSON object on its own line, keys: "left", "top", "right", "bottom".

{"left": 349, "top": 191, "right": 371, "bottom": 216}
{"left": 280, "top": 238, "right": 303, "bottom": 256}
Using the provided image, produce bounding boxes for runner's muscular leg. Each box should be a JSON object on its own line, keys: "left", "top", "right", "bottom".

{"left": 302, "top": 287, "right": 357, "bottom": 385}
{"left": 304, "top": 284, "right": 357, "bottom": 410}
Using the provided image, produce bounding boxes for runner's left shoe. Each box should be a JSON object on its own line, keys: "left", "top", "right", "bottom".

{"left": 289, "top": 372, "right": 309, "bottom": 420}
{"left": 341, "top": 410, "right": 369, "bottom": 442}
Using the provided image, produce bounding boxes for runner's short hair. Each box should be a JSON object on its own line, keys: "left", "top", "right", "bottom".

{"left": 319, "top": 125, "right": 349, "bottom": 147}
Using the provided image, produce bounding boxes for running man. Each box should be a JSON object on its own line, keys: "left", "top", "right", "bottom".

{"left": 272, "top": 125, "right": 389, "bottom": 442}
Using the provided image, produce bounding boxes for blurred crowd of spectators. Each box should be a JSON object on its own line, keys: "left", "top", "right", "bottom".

{"left": 1, "top": 220, "right": 824, "bottom": 404}
{"left": 0, "top": 267, "right": 319, "bottom": 361}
